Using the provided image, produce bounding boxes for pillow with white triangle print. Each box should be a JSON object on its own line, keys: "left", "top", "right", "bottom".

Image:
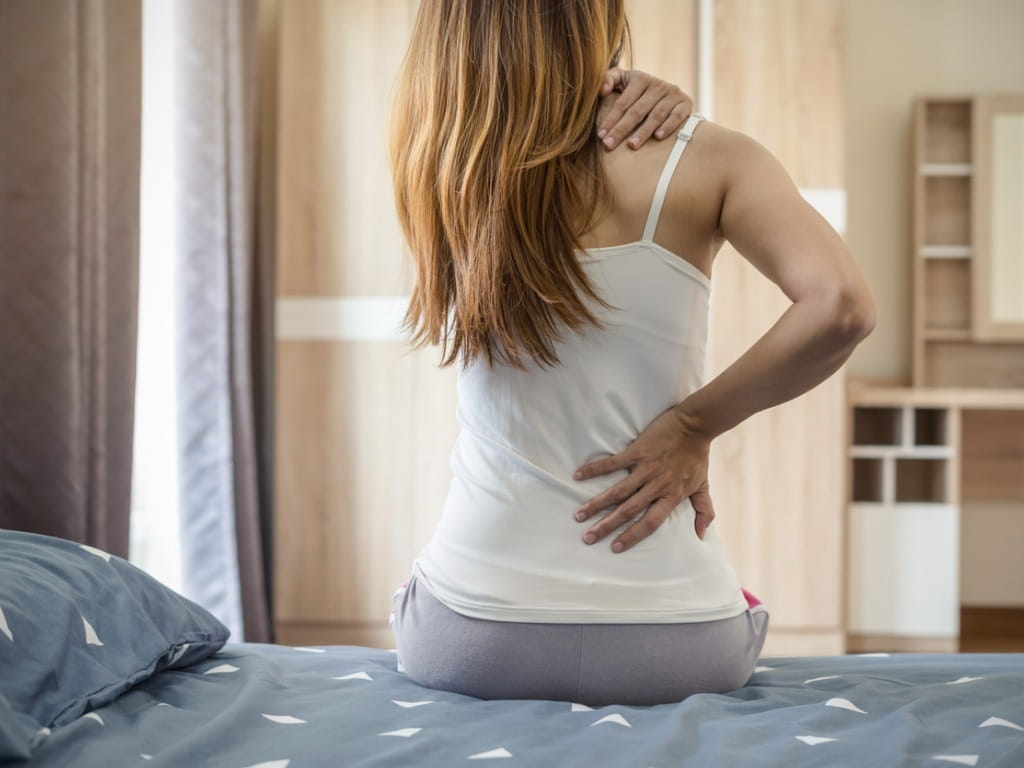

{"left": 0, "top": 529, "right": 230, "bottom": 762}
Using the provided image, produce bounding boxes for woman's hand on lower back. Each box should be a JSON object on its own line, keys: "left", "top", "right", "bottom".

{"left": 596, "top": 68, "right": 694, "bottom": 150}
{"left": 572, "top": 405, "right": 715, "bottom": 552}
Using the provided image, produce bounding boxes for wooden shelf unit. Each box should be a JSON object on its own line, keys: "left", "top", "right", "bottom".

{"left": 845, "top": 382, "right": 1024, "bottom": 652}
{"left": 849, "top": 405, "right": 956, "bottom": 504}
{"left": 912, "top": 96, "right": 1024, "bottom": 388}
{"left": 854, "top": 90, "right": 1024, "bottom": 657}
{"left": 914, "top": 99, "right": 972, "bottom": 379}
{"left": 845, "top": 389, "right": 961, "bottom": 650}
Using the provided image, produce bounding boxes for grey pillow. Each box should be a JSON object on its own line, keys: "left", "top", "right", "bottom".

{"left": 0, "top": 529, "right": 230, "bottom": 761}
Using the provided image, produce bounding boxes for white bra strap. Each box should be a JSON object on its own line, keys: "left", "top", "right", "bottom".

{"left": 641, "top": 113, "right": 704, "bottom": 242}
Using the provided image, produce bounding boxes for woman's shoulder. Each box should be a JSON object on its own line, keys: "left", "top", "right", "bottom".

{"left": 598, "top": 115, "right": 741, "bottom": 200}
{"left": 595, "top": 117, "right": 737, "bottom": 253}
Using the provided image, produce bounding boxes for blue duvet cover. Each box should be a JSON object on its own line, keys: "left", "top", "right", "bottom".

{"left": 15, "top": 645, "right": 1024, "bottom": 767}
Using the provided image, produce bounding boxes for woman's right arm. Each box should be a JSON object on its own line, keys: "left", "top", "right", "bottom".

{"left": 673, "top": 123, "right": 876, "bottom": 440}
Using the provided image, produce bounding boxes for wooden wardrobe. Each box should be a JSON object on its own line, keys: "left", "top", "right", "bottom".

{"left": 274, "top": 0, "right": 848, "bottom": 656}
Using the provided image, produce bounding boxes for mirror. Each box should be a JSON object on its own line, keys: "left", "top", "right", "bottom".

{"left": 989, "top": 112, "right": 1024, "bottom": 323}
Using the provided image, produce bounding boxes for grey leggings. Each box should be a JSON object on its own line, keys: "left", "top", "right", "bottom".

{"left": 390, "top": 571, "right": 770, "bottom": 707}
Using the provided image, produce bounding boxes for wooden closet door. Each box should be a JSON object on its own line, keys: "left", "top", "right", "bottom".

{"left": 274, "top": 0, "right": 458, "bottom": 648}
{"left": 708, "top": 0, "right": 847, "bottom": 655}
{"left": 601, "top": 0, "right": 848, "bottom": 655}
{"left": 273, "top": 0, "right": 847, "bottom": 654}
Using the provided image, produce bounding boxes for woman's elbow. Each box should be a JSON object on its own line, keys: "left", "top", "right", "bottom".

{"left": 820, "top": 284, "right": 877, "bottom": 342}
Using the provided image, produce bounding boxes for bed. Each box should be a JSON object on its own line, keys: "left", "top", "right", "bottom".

{"left": 3, "top": 531, "right": 1024, "bottom": 767}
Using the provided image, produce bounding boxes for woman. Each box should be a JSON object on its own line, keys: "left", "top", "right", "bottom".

{"left": 388, "top": 1, "right": 875, "bottom": 707}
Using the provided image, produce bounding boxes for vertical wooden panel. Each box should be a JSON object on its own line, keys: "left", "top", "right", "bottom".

{"left": 713, "top": 0, "right": 843, "bottom": 187}
{"left": 709, "top": 0, "right": 846, "bottom": 653}
{"left": 624, "top": 0, "right": 699, "bottom": 90}
{"left": 276, "top": 342, "right": 416, "bottom": 623}
{"left": 274, "top": 0, "right": 446, "bottom": 648}
{"left": 277, "top": 0, "right": 417, "bottom": 297}
{"left": 275, "top": 340, "right": 457, "bottom": 647}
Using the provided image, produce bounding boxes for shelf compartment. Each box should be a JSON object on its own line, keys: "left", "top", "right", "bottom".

{"left": 924, "top": 176, "right": 971, "bottom": 246}
{"left": 895, "top": 458, "right": 948, "bottom": 503}
{"left": 853, "top": 407, "right": 902, "bottom": 446}
{"left": 913, "top": 408, "right": 948, "bottom": 446}
{"left": 923, "top": 101, "right": 972, "bottom": 164}
{"left": 923, "top": 258, "right": 970, "bottom": 332}
{"left": 852, "top": 458, "right": 885, "bottom": 502}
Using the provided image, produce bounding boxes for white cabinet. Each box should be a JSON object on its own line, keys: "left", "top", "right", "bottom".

{"left": 846, "top": 400, "right": 961, "bottom": 650}
{"left": 848, "top": 502, "right": 959, "bottom": 637}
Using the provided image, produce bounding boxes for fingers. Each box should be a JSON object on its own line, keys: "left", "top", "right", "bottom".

{"left": 625, "top": 100, "right": 687, "bottom": 150}
{"left": 601, "top": 66, "right": 625, "bottom": 96}
{"left": 690, "top": 486, "right": 716, "bottom": 540}
{"left": 580, "top": 487, "right": 665, "bottom": 552}
{"left": 607, "top": 497, "right": 676, "bottom": 553}
{"left": 650, "top": 101, "right": 689, "bottom": 141}
{"left": 615, "top": 87, "right": 668, "bottom": 149}
{"left": 573, "top": 449, "right": 634, "bottom": 482}
{"left": 595, "top": 72, "right": 652, "bottom": 147}
{"left": 574, "top": 468, "right": 647, "bottom": 521}
{"left": 595, "top": 69, "right": 697, "bottom": 150}
{"left": 655, "top": 88, "right": 694, "bottom": 139}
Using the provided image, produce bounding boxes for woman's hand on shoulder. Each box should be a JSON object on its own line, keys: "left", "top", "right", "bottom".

{"left": 596, "top": 68, "right": 694, "bottom": 151}
{"left": 572, "top": 404, "right": 716, "bottom": 552}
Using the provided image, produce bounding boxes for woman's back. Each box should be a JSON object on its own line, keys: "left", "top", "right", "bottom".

{"left": 411, "top": 115, "right": 751, "bottom": 624}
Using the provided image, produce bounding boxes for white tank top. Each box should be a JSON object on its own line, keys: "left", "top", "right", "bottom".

{"left": 412, "top": 114, "right": 749, "bottom": 623}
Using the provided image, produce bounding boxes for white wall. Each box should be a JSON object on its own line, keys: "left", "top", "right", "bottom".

{"left": 845, "top": 0, "right": 1024, "bottom": 383}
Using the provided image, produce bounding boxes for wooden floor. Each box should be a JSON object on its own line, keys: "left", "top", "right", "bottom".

{"left": 846, "top": 607, "right": 1024, "bottom": 653}
{"left": 959, "top": 606, "right": 1024, "bottom": 652}
{"left": 958, "top": 636, "right": 1024, "bottom": 652}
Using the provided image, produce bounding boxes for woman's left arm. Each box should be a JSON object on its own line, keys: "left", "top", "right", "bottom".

{"left": 596, "top": 68, "right": 694, "bottom": 150}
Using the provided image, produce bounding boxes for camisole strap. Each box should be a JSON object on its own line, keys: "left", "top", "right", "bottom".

{"left": 641, "top": 113, "right": 705, "bottom": 242}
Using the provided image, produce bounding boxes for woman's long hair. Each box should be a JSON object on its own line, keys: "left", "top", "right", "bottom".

{"left": 389, "top": 0, "right": 631, "bottom": 370}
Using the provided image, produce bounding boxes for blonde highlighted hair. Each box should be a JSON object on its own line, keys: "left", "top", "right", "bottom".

{"left": 389, "top": 0, "right": 631, "bottom": 370}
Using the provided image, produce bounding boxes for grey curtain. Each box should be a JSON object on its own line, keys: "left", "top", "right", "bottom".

{"left": 0, "top": 0, "right": 142, "bottom": 558}
{"left": 174, "top": 0, "right": 274, "bottom": 644}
